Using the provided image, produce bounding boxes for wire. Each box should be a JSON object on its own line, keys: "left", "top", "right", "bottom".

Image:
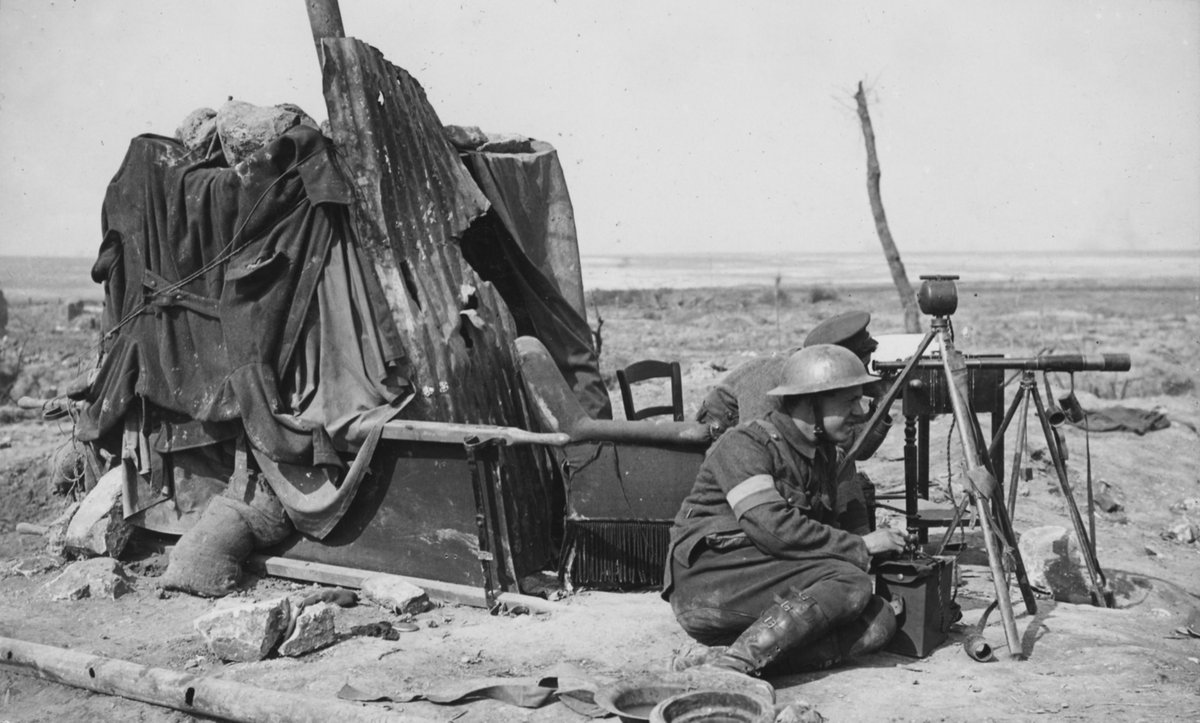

{"left": 94, "top": 143, "right": 328, "bottom": 365}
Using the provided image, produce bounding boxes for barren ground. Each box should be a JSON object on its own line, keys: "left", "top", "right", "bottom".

{"left": 1, "top": 275, "right": 1198, "bottom": 722}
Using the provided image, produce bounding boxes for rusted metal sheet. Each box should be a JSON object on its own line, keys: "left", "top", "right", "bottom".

{"left": 319, "top": 37, "right": 527, "bottom": 425}
{"left": 321, "top": 39, "right": 487, "bottom": 260}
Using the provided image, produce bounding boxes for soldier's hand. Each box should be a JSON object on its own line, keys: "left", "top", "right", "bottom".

{"left": 863, "top": 528, "right": 910, "bottom": 556}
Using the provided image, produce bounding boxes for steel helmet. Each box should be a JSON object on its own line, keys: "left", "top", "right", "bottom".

{"left": 766, "top": 344, "right": 879, "bottom": 397}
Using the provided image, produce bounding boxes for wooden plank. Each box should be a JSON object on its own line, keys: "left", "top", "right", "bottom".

{"left": 247, "top": 554, "right": 563, "bottom": 615}
{"left": 0, "top": 635, "right": 432, "bottom": 723}
{"left": 381, "top": 419, "right": 568, "bottom": 447}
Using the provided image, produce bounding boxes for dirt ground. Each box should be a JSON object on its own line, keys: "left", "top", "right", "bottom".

{"left": 1, "top": 277, "right": 1199, "bottom": 722}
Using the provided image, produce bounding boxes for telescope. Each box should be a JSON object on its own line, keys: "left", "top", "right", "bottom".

{"left": 876, "top": 353, "right": 1131, "bottom": 374}
{"left": 875, "top": 275, "right": 1131, "bottom": 374}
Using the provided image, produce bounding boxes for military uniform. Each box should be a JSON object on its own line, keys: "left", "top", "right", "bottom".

{"left": 692, "top": 310, "right": 889, "bottom": 536}
{"left": 694, "top": 350, "right": 796, "bottom": 435}
{"left": 663, "top": 409, "right": 873, "bottom": 647}
{"left": 665, "top": 344, "right": 902, "bottom": 677}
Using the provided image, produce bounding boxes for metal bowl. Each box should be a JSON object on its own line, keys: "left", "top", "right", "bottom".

{"left": 594, "top": 679, "right": 692, "bottom": 722}
{"left": 594, "top": 671, "right": 775, "bottom": 723}
{"left": 650, "top": 689, "right": 775, "bottom": 723}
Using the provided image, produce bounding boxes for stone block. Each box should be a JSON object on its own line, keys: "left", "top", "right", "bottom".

{"left": 361, "top": 575, "right": 431, "bottom": 615}
{"left": 63, "top": 466, "right": 131, "bottom": 559}
{"left": 444, "top": 124, "right": 487, "bottom": 150}
{"left": 193, "top": 597, "right": 291, "bottom": 662}
{"left": 43, "top": 558, "right": 132, "bottom": 601}
{"left": 1164, "top": 518, "right": 1197, "bottom": 544}
{"left": 1018, "top": 525, "right": 1091, "bottom": 604}
{"left": 278, "top": 602, "right": 336, "bottom": 657}
{"left": 177, "top": 107, "right": 217, "bottom": 152}
{"left": 216, "top": 100, "right": 319, "bottom": 166}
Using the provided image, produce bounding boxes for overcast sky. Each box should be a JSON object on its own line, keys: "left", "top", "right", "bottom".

{"left": 1, "top": 0, "right": 1197, "bottom": 260}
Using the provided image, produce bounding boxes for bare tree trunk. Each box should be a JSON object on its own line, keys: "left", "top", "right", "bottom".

{"left": 854, "top": 81, "right": 922, "bottom": 333}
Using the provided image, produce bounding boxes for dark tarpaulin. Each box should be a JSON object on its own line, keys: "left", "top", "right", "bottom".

{"left": 462, "top": 146, "right": 612, "bottom": 420}
{"left": 80, "top": 125, "right": 408, "bottom": 470}
{"left": 464, "top": 140, "right": 587, "bottom": 320}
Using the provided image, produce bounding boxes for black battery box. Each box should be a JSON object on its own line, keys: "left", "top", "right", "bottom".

{"left": 874, "top": 556, "right": 955, "bottom": 658}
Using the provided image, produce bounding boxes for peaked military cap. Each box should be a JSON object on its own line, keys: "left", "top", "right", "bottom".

{"left": 802, "top": 310, "right": 876, "bottom": 357}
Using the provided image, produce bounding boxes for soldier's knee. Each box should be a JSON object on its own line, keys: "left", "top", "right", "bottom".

{"left": 842, "top": 575, "right": 875, "bottom": 616}
{"left": 845, "top": 595, "right": 898, "bottom": 657}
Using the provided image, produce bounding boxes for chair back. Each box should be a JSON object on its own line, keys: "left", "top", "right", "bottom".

{"left": 616, "top": 359, "right": 684, "bottom": 421}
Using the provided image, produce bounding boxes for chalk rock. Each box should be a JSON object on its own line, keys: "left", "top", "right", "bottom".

{"left": 177, "top": 107, "right": 217, "bottom": 152}
{"left": 444, "top": 124, "right": 487, "bottom": 150}
{"left": 216, "top": 100, "right": 319, "bottom": 166}
{"left": 1095, "top": 481, "right": 1124, "bottom": 513}
{"left": 44, "top": 501, "right": 80, "bottom": 558}
{"left": 361, "top": 575, "right": 431, "bottom": 615}
{"left": 1163, "top": 518, "right": 1197, "bottom": 544}
{"left": 1170, "top": 498, "right": 1200, "bottom": 513}
{"left": 278, "top": 601, "right": 336, "bottom": 657}
{"left": 1018, "top": 526, "right": 1091, "bottom": 604}
{"left": 775, "top": 700, "right": 827, "bottom": 723}
{"left": 63, "top": 466, "right": 131, "bottom": 559}
{"left": 10, "top": 554, "right": 61, "bottom": 578}
{"left": 193, "top": 597, "right": 291, "bottom": 662}
{"left": 44, "top": 558, "right": 133, "bottom": 601}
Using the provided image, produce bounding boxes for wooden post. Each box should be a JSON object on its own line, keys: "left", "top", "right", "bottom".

{"left": 305, "top": 0, "right": 345, "bottom": 61}
{"left": 854, "top": 81, "right": 922, "bottom": 333}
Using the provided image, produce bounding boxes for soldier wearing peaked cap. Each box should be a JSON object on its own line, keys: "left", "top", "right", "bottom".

{"left": 663, "top": 344, "right": 909, "bottom": 677}
{"left": 695, "top": 310, "right": 881, "bottom": 436}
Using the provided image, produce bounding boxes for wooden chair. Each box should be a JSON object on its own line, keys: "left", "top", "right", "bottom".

{"left": 616, "top": 359, "right": 684, "bottom": 421}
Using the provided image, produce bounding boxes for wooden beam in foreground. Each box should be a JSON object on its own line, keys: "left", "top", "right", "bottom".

{"left": 0, "top": 635, "right": 430, "bottom": 723}
{"left": 248, "top": 554, "right": 563, "bottom": 615}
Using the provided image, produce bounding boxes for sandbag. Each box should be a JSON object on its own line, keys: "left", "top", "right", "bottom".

{"left": 160, "top": 477, "right": 292, "bottom": 597}
{"left": 237, "top": 477, "right": 293, "bottom": 548}
{"left": 160, "top": 496, "right": 254, "bottom": 597}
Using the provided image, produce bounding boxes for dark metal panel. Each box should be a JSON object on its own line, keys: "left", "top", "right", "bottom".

{"left": 564, "top": 442, "right": 705, "bottom": 522}
{"left": 561, "top": 440, "right": 706, "bottom": 589}
{"left": 274, "top": 440, "right": 485, "bottom": 587}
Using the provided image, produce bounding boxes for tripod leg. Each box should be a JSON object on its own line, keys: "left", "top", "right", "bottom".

{"left": 935, "top": 323, "right": 1024, "bottom": 658}
{"left": 1006, "top": 383, "right": 1032, "bottom": 520}
{"left": 962, "top": 373, "right": 1039, "bottom": 617}
{"left": 1029, "top": 384, "right": 1113, "bottom": 608}
{"left": 970, "top": 489, "right": 1025, "bottom": 658}
{"left": 988, "top": 492, "right": 1039, "bottom": 615}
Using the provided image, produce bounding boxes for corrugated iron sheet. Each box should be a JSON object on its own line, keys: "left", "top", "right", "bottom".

{"left": 322, "top": 37, "right": 490, "bottom": 260}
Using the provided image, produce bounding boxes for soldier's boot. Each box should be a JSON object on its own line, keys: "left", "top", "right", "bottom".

{"left": 767, "top": 594, "right": 898, "bottom": 674}
{"left": 668, "top": 641, "right": 729, "bottom": 671}
{"left": 705, "top": 588, "right": 834, "bottom": 677}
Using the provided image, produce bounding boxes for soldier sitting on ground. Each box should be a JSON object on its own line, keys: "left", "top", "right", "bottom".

{"left": 663, "top": 344, "right": 909, "bottom": 676}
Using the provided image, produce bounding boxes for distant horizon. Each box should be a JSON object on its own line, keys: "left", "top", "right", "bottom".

{"left": 3, "top": 249, "right": 1194, "bottom": 301}
{"left": 2, "top": 247, "right": 1197, "bottom": 261}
